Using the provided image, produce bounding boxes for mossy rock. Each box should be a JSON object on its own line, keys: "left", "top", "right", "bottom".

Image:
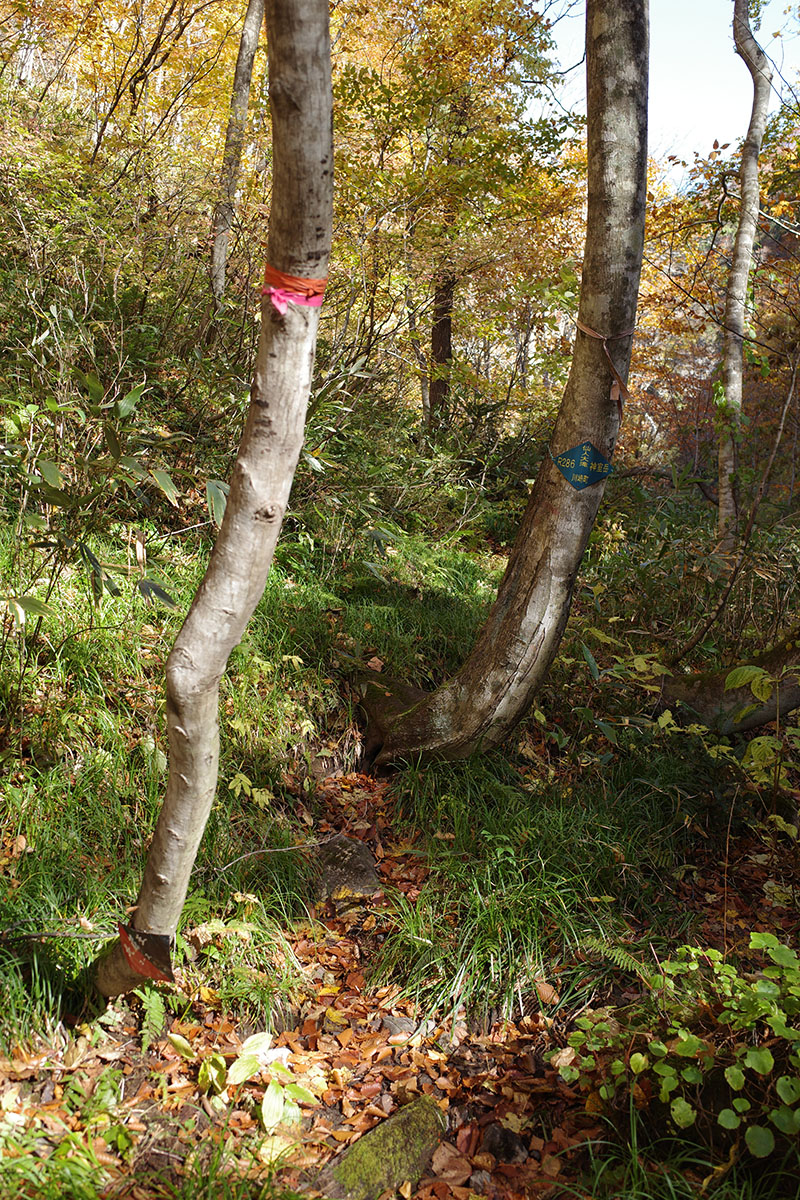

{"left": 315, "top": 834, "right": 381, "bottom": 909}
{"left": 318, "top": 1096, "right": 445, "bottom": 1200}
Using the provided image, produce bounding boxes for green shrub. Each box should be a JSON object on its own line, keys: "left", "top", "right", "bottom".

{"left": 553, "top": 933, "right": 800, "bottom": 1164}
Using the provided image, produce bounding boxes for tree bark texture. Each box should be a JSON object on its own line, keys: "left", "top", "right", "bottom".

{"left": 405, "top": 285, "right": 431, "bottom": 433}
{"left": 210, "top": 0, "right": 265, "bottom": 304}
{"left": 428, "top": 271, "right": 456, "bottom": 427}
{"left": 96, "top": 0, "right": 332, "bottom": 996}
{"left": 664, "top": 626, "right": 800, "bottom": 735}
{"left": 717, "top": 0, "right": 772, "bottom": 551}
{"left": 365, "top": 0, "right": 648, "bottom": 766}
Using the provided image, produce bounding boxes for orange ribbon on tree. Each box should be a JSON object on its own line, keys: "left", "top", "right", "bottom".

{"left": 262, "top": 263, "right": 328, "bottom": 315}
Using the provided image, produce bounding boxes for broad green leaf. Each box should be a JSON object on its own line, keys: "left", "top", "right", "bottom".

{"left": 34, "top": 481, "right": 72, "bottom": 507}
{"left": 117, "top": 382, "right": 147, "bottom": 419}
{"left": 227, "top": 1054, "right": 262, "bottom": 1087}
{"left": 82, "top": 371, "right": 105, "bottom": 403}
{"left": 6, "top": 599, "right": 25, "bottom": 629}
{"left": 269, "top": 1061, "right": 294, "bottom": 1081}
{"left": 770, "top": 1105, "right": 800, "bottom": 1135}
{"left": 733, "top": 1098, "right": 751, "bottom": 1113}
{"left": 284, "top": 1083, "right": 318, "bottom": 1106}
{"left": 119, "top": 456, "right": 147, "bottom": 480}
{"left": 167, "top": 1033, "right": 195, "bottom": 1060}
{"left": 260, "top": 1080, "right": 285, "bottom": 1132}
{"left": 745, "top": 1125, "right": 775, "bottom": 1158}
{"left": 206, "top": 478, "right": 229, "bottom": 528}
{"left": 240, "top": 1032, "right": 273, "bottom": 1059}
{"left": 587, "top": 626, "right": 623, "bottom": 646}
{"left": 198, "top": 1053, "right": 227, "bottom": 1094}
{"left": 765, "top": 942, "right": 800, "bottom": 969}
{"left": 137, "top": 578, "right": 178, "bottom": 609}
{"left": 674, "top": 1033, "right": 703, "bottom": 1057}
{"left": 751, "top": 673, "right": 774, "bottom": 702}
{"left": 12, "top": 596, "right": 56, "bottom": 618}
{"left": 580, "top": 642, "right": 600, "bottom": 681}
{"left": 670, "top": 1098, "right": 696, "bottom": 1128}
{"left": 649, "top": 1040, "right": 668, "bottom": 1058}
{"left": 38, "top": 460, "right": 62, "bottom": 488}
{"left": 681, "top": 1066, "right": 703, "bottom": 1084}
{"left": 749, "top": 931, "right": 780, "bottom": 950}
{"left": 776, "top": 1076, "right": 800, "bottom": 1105}
{"left": 725, "top": 1065, "right": 745, "bottom": 1090}
{"left": 718, "top": 1109, "right": 740, "bottom": 1130}
{"left": 629, "top": 1053, "right": 648, "bottom": 1075}
{"left": 104, "top": 424, "right": 122, "bottom": 460}
{"left": 745, "top": 1047, "right": 774, "bottom": 1075}
{"left": 150, "top": 469, "right": 180, "bottom": 507}
{"left": 724, "top": 665, "right": 772, "bottom": 701}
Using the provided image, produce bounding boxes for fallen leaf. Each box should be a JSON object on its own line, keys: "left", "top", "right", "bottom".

{"left": 531, "top": 977, "right": 560, "bottom": 1005}
{"left": 431, "top": 1142, "right": 472, "bottom": 1186}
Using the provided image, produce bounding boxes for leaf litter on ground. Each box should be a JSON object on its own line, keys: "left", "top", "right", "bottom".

{"left": 0, "top": 771, "right": 798, "bottom": 1199}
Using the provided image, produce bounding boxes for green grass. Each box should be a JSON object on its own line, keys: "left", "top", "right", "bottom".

{"left": 0, "top": 1123, "right": 305, "bottom": 1200}
{"left": 0, "top": 517, "right": 503, "bottom": 1048}
{"left": 375, "top": 741, "right": 727, "bottom": 1021}
{"left": 565, "top": 1115, "right": 800, "bottom": 1200}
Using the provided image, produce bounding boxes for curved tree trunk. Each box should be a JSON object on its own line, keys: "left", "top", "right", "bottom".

{"left": 664, "top": 626, "right": 800, "bottom": 735}
{"left": 210, "top": 0, "right": 265, "bottom": 305}
{"left": 717, "top": 0, "right": 772, "bottom": 552}
{"left": 365, "top": 0, "right": 648, "bottom": 766}
{"left": 95, "top": 0, "right": 332, "bottom": 997}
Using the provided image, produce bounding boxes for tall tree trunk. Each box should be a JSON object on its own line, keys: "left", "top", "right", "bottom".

{"left": 717, "top": 0, "right": 772, "bottom": 552}
{"left": 364, "top": 0, "right": 648, "bottom": 766}
{"left": 95, "top": 0, "right": 333, "bottom": 997}
{"left": 428, "top": 270, "right": 456, "bottom": 428}
{"left": 210, "top": 0, "right": 265, "bottom": 305}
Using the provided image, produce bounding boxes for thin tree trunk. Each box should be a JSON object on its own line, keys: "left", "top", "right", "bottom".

{"left": 364, "top": 0, "right": 648, "bottom": 766}
{"left": 428, "top": 270, "right": 456, "bottom": 428}
{"left": 95, "top": 0, "right": 332, "bottom": 997}
{"left": 210, "top": 0, "right": 265, "bottom": 304}
{"left": 405, "top": 285, "right": 431, "bottom": 432}
{"left": 717, "top": 0, "right": 772, "bottom": 552}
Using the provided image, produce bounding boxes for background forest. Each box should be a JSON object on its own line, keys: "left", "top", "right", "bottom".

{"left": 0, "top": 0, "right": 799, "bottom": 1198}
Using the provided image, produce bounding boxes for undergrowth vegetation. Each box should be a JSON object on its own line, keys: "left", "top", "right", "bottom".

{"left": 1, "top": 73, "right": 800, "bottom": 1200}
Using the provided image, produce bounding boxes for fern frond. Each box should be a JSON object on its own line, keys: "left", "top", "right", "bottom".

{"left": 135, "top": 985, "right": 167, "bottom": 1052}
{"left": 583, "top": 935, "right": 649, "bottom": 981}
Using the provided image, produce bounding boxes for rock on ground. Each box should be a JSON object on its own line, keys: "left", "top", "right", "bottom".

{"left": 318, "top": 1095, "right": 446, "bottom": 1200}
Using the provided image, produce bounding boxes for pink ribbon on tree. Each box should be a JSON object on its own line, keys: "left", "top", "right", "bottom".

{"left": 262, "top": 263, "right": 328, "bottom": 315}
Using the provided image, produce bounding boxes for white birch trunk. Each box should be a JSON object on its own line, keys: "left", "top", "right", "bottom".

{"left": 96, "top": 0, "right": 332, "bottom": 996}
{"left": 717, "top": 0, "right": 772, "bottom": 552}
{"left": 210, "top": 0, "right": 265, "bottom": 304}
{"left": 367, "top": 0, "right": 648, "bottom": 765}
